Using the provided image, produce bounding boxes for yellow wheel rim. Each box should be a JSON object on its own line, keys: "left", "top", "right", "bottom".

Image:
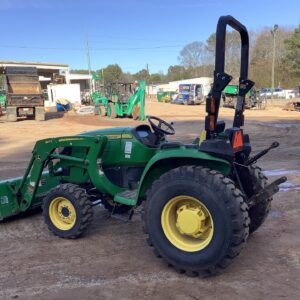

{"left": 161, "top": 196, "right": 214, "bottom": 252}
{"left": 49, "top": 197, "right": 76, "bottom": 230}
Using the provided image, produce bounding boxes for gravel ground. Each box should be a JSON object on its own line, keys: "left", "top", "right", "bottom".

{"left": 0, "top": 101, "right": 299, "bottom": 299}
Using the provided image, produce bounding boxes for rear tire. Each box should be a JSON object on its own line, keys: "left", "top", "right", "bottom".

{"left": 143, "top": 166, "right": 249, "bottom": 276}
{"left": 6, "top": 107, "right": 17, "bottom": 122}
{"left": 35, "top": 107, "right": 45, "bottom": 121}
{"left": 99, "top": 104, "right": 107, "bottom": 117}
{"left": 108, "top": 103, "right": 117, "bottom": 119}
{"left": 42, "top": 183, "right": 93, "bottom": 239}
{"left": 247, "top": 165, "right": 272, "bottom": 233}
{"left": 132, "top": 105, "right": 140, "bottom": 120}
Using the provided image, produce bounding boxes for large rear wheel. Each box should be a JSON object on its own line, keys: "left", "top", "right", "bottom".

{"left": 6, "top": 107, "right": 17, "bottom": 122}
{"left": 99, "top": 104, "right": 107, "bottom": 117}
{"left": 35, "top": 107, "right": 45, "bottom": 121}
{"left": 132, "top": 104, "right": 140, "bottom": 120}
{"left": 43, "top": 183, "right": 93, "bottom": 239}
{"left": 107, "top": 103, "right": 117, "bottom": 119}
{"left": 247, "top": 165, "right": 272, "bottom": 233}
{"left": 143, "top": 166, "right": 249, "bottom": 276}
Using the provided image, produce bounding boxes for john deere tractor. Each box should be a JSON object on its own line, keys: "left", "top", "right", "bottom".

{"left": 0, "top": 16, "right": 286, "bottom": 275}
{"left": 92, "top": 80, "right": 146, "bottom": 120}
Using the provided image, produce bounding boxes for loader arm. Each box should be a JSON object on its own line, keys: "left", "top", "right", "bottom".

{"left": 11, "top": 136, "right": 108, "bottom": 212}
{"left": 125, "top": 81, "right": 146, "bottom": 120}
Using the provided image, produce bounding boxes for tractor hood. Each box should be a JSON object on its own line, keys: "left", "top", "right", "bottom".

{"left": 78, "top": 126, "right": 156, "bottom": 167}
{"left": 79, "top": 127, "right": 133, "bottom": 139}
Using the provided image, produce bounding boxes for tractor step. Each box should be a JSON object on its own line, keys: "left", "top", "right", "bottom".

{"left": 114, "top": 189, "right": 137, "bottom": 206}
{"left": 111, "top": 209, "right": 135, "bottom": 222}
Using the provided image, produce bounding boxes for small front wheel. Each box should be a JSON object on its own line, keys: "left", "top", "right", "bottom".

{"left": 43, "top": 183, "right": 93, "bottom": 239}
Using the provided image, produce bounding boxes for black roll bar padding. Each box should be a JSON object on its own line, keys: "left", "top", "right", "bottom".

{"left": 215, "top": 15, "right": 249, "bottom": 79}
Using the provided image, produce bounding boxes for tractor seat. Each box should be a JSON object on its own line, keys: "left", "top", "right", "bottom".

{"left": 118, "top": 99, "right": 129, "bottom": 104}
{"left": 132, "top": 125, "right": 159, "bottom": 148}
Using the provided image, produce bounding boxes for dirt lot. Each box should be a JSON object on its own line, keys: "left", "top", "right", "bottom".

{"left": 0, "top": 101, "right": 299, "bottom": 300}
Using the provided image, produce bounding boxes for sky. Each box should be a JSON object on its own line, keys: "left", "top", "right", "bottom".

{"left": 0, "top": 0, "right": 299, "bottom": 74}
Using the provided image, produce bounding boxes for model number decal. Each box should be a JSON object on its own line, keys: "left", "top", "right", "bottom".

{"left": 125, "top": 142, "right": 132, "bottom": 154}
{"left": 0, "top": 196, "right": 9, "bottom": 205}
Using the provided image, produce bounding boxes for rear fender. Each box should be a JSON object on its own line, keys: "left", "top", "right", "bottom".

{"left": 135, "top": 149, "right": 231, "bottom": 205}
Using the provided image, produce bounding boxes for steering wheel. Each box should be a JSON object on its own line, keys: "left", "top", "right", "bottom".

{"left": 147, "top": 115, "right": 175, "bottom": 136}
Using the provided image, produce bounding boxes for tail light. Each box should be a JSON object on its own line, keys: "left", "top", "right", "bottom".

{"left": 232, "top": 130, "right": 244, "bottom": 152}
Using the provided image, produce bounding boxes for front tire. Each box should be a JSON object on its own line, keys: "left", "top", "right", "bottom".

{"left": 42, "top": 183, "right": 93, "bottom": 239}
{"left": 143, "top": 166, "right": 249, "bottom": 276}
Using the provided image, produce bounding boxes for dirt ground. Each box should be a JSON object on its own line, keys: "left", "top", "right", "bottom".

{"left": 0, "top": 101, "right": 299, "bottom": 300}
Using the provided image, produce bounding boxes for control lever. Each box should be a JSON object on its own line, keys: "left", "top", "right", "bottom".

{"left": 246, "top": 141, "right": 279, "bottom": 165}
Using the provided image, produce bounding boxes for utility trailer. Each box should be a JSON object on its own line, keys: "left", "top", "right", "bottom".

{"left": 5, "top": 67, "right": 45, "bottom": 121}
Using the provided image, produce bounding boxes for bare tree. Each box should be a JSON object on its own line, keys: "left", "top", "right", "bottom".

{"left": 206, "top": 31, "right": 241, "bottom": 82}
{"left": 178, "top": 41, "right": 210, "bottom": 68}
{"left": 250, "top": 27, "right": 293, "bottom": 88}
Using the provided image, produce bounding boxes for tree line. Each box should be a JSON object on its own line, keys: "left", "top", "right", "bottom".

{"left": 71, "top": 24, "right": 300, "bottom": 89}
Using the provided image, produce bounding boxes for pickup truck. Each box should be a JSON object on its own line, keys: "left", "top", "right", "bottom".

{"left": 259, "top": 88, "right": 286, "bottom": 99}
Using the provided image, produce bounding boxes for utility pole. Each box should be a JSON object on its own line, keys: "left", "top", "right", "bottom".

{"left": 146, "top": 63, "right": 149, "bottom": 96}
{"left": 271, "top": 24, "right": 279, "bottom": 98}
{"left": 85, "top": 34, "right": 93, "bottom": 92}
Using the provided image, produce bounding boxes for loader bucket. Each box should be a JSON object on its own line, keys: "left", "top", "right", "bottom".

{"left": 0, "top": 177, "right": 22, "bottom": 220}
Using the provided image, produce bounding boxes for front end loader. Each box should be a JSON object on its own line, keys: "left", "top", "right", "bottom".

{"left": 0, "top": 16, "right": 286, "bottom": 276}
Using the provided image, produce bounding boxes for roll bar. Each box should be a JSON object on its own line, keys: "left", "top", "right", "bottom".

{"left": 205, "top": 15, "right": 254, "bottom": 137}
{"left": 215, "top": 15, "right": 249, "bottom": 79}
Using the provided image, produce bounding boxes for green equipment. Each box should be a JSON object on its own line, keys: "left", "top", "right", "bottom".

{"left": 222, "top": 84, "right": 262, "bottom": 109}
{"left": 91, "top": 91, "right": 107, "bottom": 116}
{"left": 0, "top": 90, "right": 6, "bottom": 110}
{"left": 0, "top": 16, "right": 286, "bottom": 276}
{"left": 157, "top": 90, "right": 176, "bottom": 102}
{"left": 93, "top": 80, "right": 146, "bottom": 121}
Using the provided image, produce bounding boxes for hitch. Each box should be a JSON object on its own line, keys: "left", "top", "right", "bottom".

{"left": 247, "top": 141, "right": 279, "bottom": 165}
{"left": 248, "top": 176, "right": 287, "bottom": 207}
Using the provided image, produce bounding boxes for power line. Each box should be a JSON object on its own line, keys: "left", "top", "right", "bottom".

{"left": 0, "top": 44, "right": 183, "bottom": 51}
{"left": 91, "top": 45, "right": 182, "bottom": 51}
{"left": 0, "top": 45, "right": 83, "bottom": 51}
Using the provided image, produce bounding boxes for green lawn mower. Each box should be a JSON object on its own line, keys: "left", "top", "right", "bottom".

{"left": 0, "top": 16, "right": 286, "bottom": 276}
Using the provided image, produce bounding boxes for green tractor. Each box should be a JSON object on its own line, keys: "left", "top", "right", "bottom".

{"left": 0, "top": 16, "right": 286, "bottom": 275}
{"left": 222, "top": 84, "right": 262, "bottom": 109}
{"left": 0, "top": 89, "right": 6, "bottom": 113}
{"left": 92, "top": 80, "right": 146, "bottom": 121}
